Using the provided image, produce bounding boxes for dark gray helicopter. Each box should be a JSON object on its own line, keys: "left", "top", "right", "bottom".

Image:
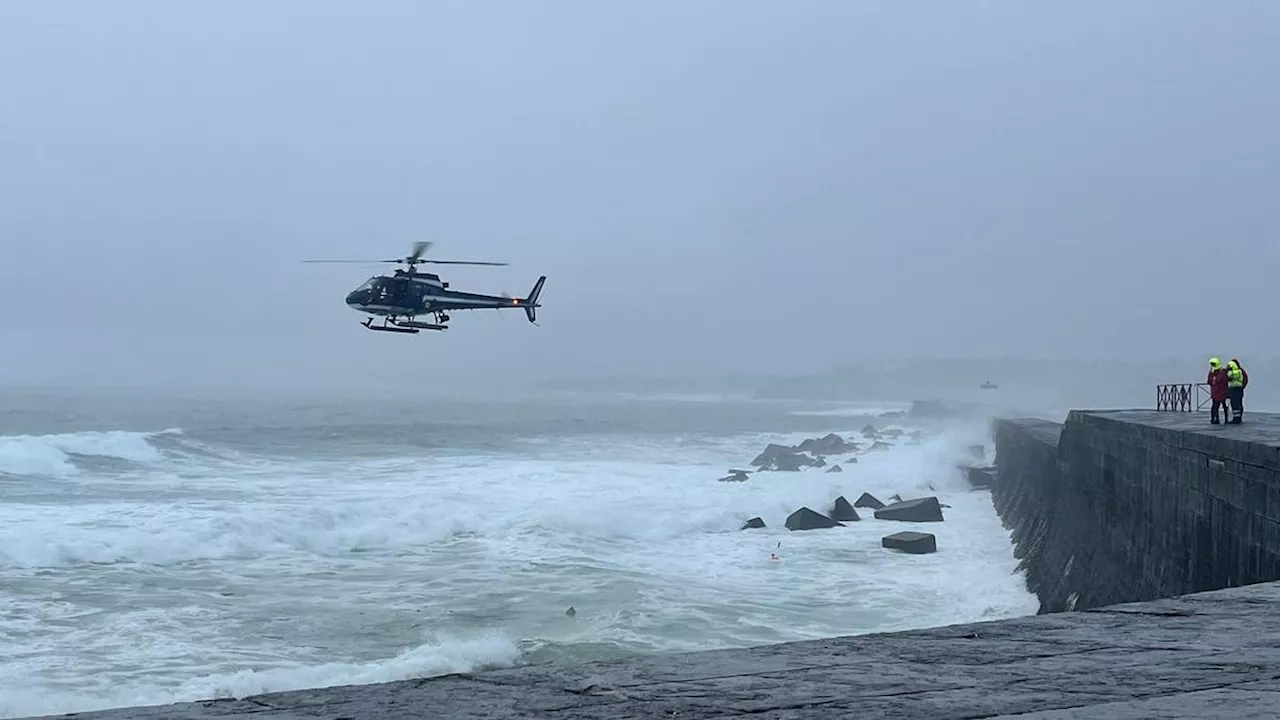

{"left": 304, "top": 241, "right": 546, "bottom": 334}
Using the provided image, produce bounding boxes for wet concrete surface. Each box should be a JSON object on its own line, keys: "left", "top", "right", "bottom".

{"left": 1085, "top": 408, "right": 1280, "bottom": 440}
{"left": 1074, "top": 409, "right": 1280, "bottom": 472}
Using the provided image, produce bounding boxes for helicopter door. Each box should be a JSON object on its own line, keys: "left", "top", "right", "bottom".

{"left": 380, "top": 278, "right": 410, "bottom": 307}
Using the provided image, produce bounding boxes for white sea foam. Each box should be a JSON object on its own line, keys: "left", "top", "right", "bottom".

{"left": 0, "top": 415, "right": 1036, "bottom": 719}
{"left": 0, "top": 630, "right": 519, "bottom": 719}
{"left": 785, "top": 401, "right": 913, "bottom": 418}
{"left": 0, "top": 427, "right": 182, "bottom": 476}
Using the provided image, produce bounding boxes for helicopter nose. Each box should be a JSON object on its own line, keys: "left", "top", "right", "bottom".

{"left": 345, "top": 290, "right": 362, "bottom": 307}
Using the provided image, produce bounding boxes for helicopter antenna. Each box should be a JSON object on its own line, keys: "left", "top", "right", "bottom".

{"left": 302, "top": 241, "right": 509, "bottom": 269}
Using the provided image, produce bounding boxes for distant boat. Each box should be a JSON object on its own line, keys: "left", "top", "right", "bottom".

{"left": 979, "top": 381, "right": 998, "bottom": 389}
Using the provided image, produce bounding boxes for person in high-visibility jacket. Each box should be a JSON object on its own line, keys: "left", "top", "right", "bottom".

{"left": 1226, "top": 359, "right": 1247, "bottom": 424}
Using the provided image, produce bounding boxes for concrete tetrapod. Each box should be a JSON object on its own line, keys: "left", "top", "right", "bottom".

{"left": 882, "top": 531, "right": 937, "bottom": 554}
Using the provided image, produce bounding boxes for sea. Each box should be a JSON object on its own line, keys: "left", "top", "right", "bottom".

{"left": 0, "top": 387, "right": 1038, "bottom": 718}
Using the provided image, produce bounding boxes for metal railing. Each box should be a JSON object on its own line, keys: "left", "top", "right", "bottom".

{"left": 1156, "top": 383, "right": 1212, "bottom": 412}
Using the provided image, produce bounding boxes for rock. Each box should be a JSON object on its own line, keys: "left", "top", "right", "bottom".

{"left": 794, "top": 432, "right": 856, "bottom": 456}
{"left": 869, "top": 441, "right": 892, "bottom": 452}
{"left": 751, "top": 443, "right": 817, "bottom": 471}
{"left": 810, "top": 455, "right": 827, "bottom": 468}
{"left": 750, "top": 443, "right": 795, "bottom": 467}
{"left": 854, "top": 492, "right": 886, "bottom": 510}
{"left": 860, "top": 424, "right": 880, "bottom": 437}
{"left": 830, "top": 496, "right": 860, "bottom": 521}
{"left": 889, "top": 493, "right": 904, "bottom": 503}
{"left": 768, "top": 453, "right": 812, "bottom": 472}
{"left": 718, "top": 469, "right": 750, "bottom": 482}
{"left": 825, "top": 464, "right": 843, "bottom": 473}
{"left": 741, "top": 516, "right": 766, "bottom": 529}
{"left": 882, "top": 531, "right": 937, "bottom": 554}
{"left": 785, "top": 507, "right": 843, "bottom": 530}
{"left": 874, "top": 497, "right": 945, "bottom": 522}
{"left": 967, "top": 444, "right": 985, "bottom": 460}
{"left": 844, "top": 456, "right": 859, "bottom": 464}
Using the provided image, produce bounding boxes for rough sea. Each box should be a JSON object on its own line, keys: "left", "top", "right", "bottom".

{"left": 0, "top": 388, "right": 1038, "bottom": 718}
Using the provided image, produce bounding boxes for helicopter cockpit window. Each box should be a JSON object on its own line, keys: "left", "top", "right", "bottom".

{"left": 355, "top": 278, "right": 378, "bottom": 293}
{"left": 357, "top": 277, "right": 406, "bottom": 303}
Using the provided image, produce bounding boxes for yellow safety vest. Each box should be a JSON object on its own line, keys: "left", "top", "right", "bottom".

{"left": 1227, "top": 365, "right": 1244, "bottom": 388}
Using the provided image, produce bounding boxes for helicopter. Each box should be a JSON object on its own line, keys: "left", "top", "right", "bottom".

{"left": 304, "top": 241, "right": 546, "bottom": 334}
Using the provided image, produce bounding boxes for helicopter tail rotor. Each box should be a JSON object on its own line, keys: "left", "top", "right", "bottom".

{"left": 520, "top": 275, "right": 546, "bottom": 324}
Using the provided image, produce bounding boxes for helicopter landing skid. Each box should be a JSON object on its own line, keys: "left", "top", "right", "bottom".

{"left": 362, "top": 317, "right": 418, "bottom": 333}
{"left": 362, "top": 316, "right": 448, "bottom": 333}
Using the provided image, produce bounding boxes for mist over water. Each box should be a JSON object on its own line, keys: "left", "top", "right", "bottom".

{"left": 3, "top": 2, "right": 1278, "bottom": 717}
{"left": 0, "top": 391, "right": 1036, "bottom": 718}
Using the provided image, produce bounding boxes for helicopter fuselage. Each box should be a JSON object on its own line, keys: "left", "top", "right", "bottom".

{"left": 344, "top": 270, "right": 544, "bottom": 332}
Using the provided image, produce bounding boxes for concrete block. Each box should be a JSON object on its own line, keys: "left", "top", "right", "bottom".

{"left": 959, "top": 464, "right": 996, "bottom": 489}
{"left": 785, "top": 506, "right": 842, "bottom": 530}
{"left": 874, "top": 497, "right": 944, "bottom": 522}
{"left": 882, "top": 531, "right": 937, "bottom": 554}
{"left": 853, "top": 492, "right": 886, "bottom": 510}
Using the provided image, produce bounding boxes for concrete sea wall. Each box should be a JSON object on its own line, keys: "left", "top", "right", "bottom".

{"left": 991, "top": 410, "right": 1280, "bottom": 613}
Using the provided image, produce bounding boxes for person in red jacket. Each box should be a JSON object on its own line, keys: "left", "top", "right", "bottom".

{"left": 1207, "top": 357, "right": 1230, "bottom": 424}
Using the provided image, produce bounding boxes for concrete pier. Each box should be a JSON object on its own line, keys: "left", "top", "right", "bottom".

{"left": 21, "top": 410, "right": 1280, "bottom": 720}
{"left": 992, "top": 410, "right": 1280, "bottom": 613}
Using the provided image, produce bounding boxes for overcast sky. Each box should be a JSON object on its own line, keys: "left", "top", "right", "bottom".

{"left": 1, "top": 1, "right": 1276, "bottom": 391}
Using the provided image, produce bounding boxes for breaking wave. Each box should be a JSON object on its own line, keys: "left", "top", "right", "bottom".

{"left": 0, "top": 632, "right": 519, "bottom": 719}
{"left": 0, "top": 401, "right": 1037, "bottom": 719}
{"left": 0, "top": 428, "right": 190, "bottom": 477}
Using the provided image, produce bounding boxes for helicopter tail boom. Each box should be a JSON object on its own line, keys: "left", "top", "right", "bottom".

{"left": 521, "top": 276, "right": 546, "bottom": 323}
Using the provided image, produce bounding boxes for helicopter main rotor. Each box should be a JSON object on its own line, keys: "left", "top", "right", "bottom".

{"left": 303, "top": 241, "right": 508, "bottom": 269}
